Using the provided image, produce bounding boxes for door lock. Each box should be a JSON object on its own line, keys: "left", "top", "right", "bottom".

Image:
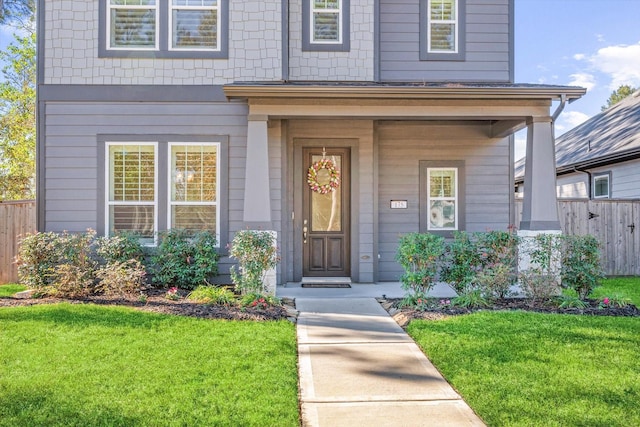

{"left": 303, "top": 226, "right": 308, "bottom": 244}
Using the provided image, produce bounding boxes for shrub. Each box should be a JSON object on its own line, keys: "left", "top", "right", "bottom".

{"left": 451, "top": 288, "right": 490, "bottom": 308}
{"left": 518, "top": 233, "right": 562, "bottom": 303}
{"left": 440, "top": 231, "right": 481, "bottom": 294}
{"left": 95, "top": 259, "right": 147, "bottom": 297}
{"left": 597, "top": 294, "right": 631, "bottom": 309}
{"left": 152, "top": 229, "right": 219, "bottom": 290}
{"left": 16, "top": 231, "right": 64, "bottom": 289}
{"left": 187, "top": 285, "right": 235, "bottom": 306}
{"left": 396, "top": 232, "right": 445, "bottom": 298}
{"left": 229, "top": 230, "right": 279, "bottom": 295}
{"left": 96, "top": 232, "right": 145, "bottom": 265}
{"left": 560, "top": 234, "right": 604, "bottom": 299}
{"left": 557, "top": 289, "right": 588, "bottom": 309}
{"left": 239, "top": 292, "right": 280, "bottom": 309}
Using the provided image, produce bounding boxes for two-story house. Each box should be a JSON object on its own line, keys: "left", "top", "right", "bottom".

{"left": 37, "top": 0, "right": 585, "bottom": 284}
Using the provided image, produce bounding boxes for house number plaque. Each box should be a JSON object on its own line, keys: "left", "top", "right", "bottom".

{"left": 390, "top": 200, "right": 408, "bottom": 209}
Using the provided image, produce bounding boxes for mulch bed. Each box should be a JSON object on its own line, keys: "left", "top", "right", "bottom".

{"left": 380, "top": 297, "right": 640, "bottom": 327}
{"left": 0, "top": 288, "right": 292, "bottom": 322}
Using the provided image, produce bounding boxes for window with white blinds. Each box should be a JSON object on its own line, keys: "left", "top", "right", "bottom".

{"left": 107, "top": 143, "right": 157, "bottom": 244}
{"left": 170, "top": 0, "right": 219, "bottom": 50}
{"left": 312, "top": 0, "right": 341, "bottom": 43}
{"left": 428, "top": 0, "right": 457, "bottom": 53}
{"left": 169, "top": 143, "right": 219, "bottom": 234}
{"left": 105, "top": 0, "right": 223, "bottom": 54}
{"left": 427, "top": 168, "right": 458, "bottom": 231}
{"left": 108, "top": 0, "right": 158, "bottom": 49}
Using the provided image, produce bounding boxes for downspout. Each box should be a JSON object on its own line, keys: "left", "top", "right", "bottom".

{"left": 282, "top": 0, "right": 289, "bottom": 81}
{"left": 573, "top": 167, "right": 592, "bottom": 200}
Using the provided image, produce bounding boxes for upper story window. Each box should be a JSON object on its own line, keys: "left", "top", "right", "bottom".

{"left": 100, "top": 0, "right": 228, "bottom": 58}
{"left": 419, "top": 0, "right": 466, "bottom": 61}
{"left": 593, "top": 172, "right": 611, "bottom": 199}
{"left": 302, "top": 0, "right": 350, "bottom": 52}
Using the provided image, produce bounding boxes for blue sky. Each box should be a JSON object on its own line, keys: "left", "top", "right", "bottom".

{"left": 2, "top": 1, "right": 640, "bottom": 159}
{"left": 514, "top": 0, "right": 640, "bottom": 158}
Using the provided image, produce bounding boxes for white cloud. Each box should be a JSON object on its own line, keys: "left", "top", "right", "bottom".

{"left": 573, "top": 53, "right": 586, "bottom": 61}
{"left": 589, "top": 42, "right": 640, "bottom": 89}
{"left": 568, "top": 73, "right": 596, "bottom": 91}
{"left": 557, "top": 111, "right": 590, "bottom": 135}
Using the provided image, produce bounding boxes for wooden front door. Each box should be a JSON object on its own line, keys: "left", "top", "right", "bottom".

{"left": 302, "top": 147, "right": 350, "bottom": 277}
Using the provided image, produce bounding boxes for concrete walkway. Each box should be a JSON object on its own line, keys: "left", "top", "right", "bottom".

{"left": 289, "top": 293, "right": 485, "bottom": 427}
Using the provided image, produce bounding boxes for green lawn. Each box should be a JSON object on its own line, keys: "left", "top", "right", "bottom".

{"left": 591, "top": 277, "right": 640, "bottom": 306}
{"left": 0, "top": 304, "right": 299, "bottom": 427}
{"left": 0, "top": 284, "right": 27, "bottom": 297}
{"left": 408, "top": 312, "right": 640, "bottom": 427}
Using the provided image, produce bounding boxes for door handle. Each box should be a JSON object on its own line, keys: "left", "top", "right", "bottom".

{"left": 303, "top": 226, "right": 308, "bottom": 244}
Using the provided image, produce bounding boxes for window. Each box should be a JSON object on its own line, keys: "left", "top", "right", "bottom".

{"left": 100, "top": 0, "right": 228, "bottom": 58}
{"left": 427, "top": 168, "right": 458, "bottom": 230}
{"left": 302, "top": 0, "right": 350, "bottom": 52}
{"left": 593, "top": 173, "right": 611, "bottom": 199}
{"left": 107, "top": 143, "right": 158, "bottom": 245}
{"left": 169, "top": 143, "right": 219, "bottom": 234}
{"left": 419, "top": 0, "right": 466, "bottom": 61}
{"left": 100, "top": 137, "right": 227, "bottom": 247}
{"left": 419, "top": 161, "right": 465, "bottom": 236}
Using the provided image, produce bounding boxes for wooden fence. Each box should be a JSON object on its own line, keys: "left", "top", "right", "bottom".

{"left": 515, "top": 199, "right": 640, "bottom": 276}
{"left": 0, "top": 200, "right": 37, "bottom": 284}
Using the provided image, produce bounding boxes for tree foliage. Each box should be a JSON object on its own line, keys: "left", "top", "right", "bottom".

{"left": 0, "top": 0, "right": 35, "bottom": 32}
{"left": 0, "top": 30, "right": 36, "bottom": 200}
{"left": 601, "top": 84, "right": 639, "bottom": 111}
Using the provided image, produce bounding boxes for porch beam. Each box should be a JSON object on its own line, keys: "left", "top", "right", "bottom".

{"left": 519, "top": 117, "right": 561, "bottom": 231}
{"left": 490, "top": 119, "right": 527, "bottom": 138}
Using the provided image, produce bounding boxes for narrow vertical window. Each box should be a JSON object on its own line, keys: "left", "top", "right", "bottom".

{"left": 169, "top": 143, "right": 219, "bottom": 238}
{"left": 312, "top": 0, "right": 342, "bottom": 43}
{"left": 427, "top": 168, "right": 458, "bottom": 230}
{"left": 107, "top": 143, "right": 157, "bottom": 244}
{"left": 107, "top": 0, "right": 158, "bottom": 49}
{"left": 593, "top": 173, "right": 610, "bottom": 199}
{"left": 428, "top": 0, "right": 457, "bottom": 53}
{"left": 170, "top": 0, "right": 219, "bottom": 50}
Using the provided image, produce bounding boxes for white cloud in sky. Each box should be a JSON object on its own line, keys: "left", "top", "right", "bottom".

{"left": 589, "top": 42, "right": 640, "bottom": 89}
{"left": 573, "top": 53, "right": 586, "bottom": 61}
{"left": 562, "top": 111, "right": 591, "bottom": 128}
{"left": 568, "top": 73, "right": 596, "bottom": 91}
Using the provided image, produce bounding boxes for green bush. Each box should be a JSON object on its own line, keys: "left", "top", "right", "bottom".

{"left": 396, "top": 232, "right": 445, "bottom": 298}
{"left": 16, "top": 231, "right": 64, "bottom": 289}
{"left": 229, "top": 230, "right": 279, "bottom": 295}
{"left": 187, "top": 285, "right": 235, "bottom": 306}
{"left": 95, "top": 259, "right": 147, "bottom": 297}
{"left": 519, "top": 233, "right": 562, "bottom": 303}
{"left": 96, "top": 232, "right": 145, "bottom": 264}
{"left": 152, "top": 229, "right": 219, "bottom": 290}
{"left": 239, "top": 292, "right": 280, "bottom": 309}
{"left": 560, "top": 234, "right": 604, "bottom": 299}
{"left": 440, "top": 231, "right": 482, "bottom": 294}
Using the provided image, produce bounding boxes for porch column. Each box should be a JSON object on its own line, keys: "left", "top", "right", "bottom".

{"left": 243, "top": 115, "right": 271, "bottom": 224}
{"left": 519, "top": 117, "right": 560, "bottom": 231}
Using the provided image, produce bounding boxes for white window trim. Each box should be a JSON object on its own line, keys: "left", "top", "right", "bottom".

{"left": 167, "top": 142, "right": 220, "bottom": 244}
{"left": 169, "top": 0, "right": 220, "bottom": 52}
{"left": 105, "top": 142, "right": 159, "bottom": 245}
{"left": 426, "top": 167, "right": 458, "bottom": 231}
{"left": 593, "top": 173, "right": 610, "bottom": 199}
{"left": 106, "top": 0, "right": 159, "bottom": 51}
{"left": 427, "top": 0, "right": 458, "bottom": 54}
{"left": 311, "top": 0, "right": 343, "bottom": 44}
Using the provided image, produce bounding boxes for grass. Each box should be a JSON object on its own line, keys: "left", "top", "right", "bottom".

{"left": 0, "top": 303, "right": 299, "bottom": 427}
{"left": 591, "top": 277, "right": 640, "bottom": 306}
{"left": 408, "top": 311, "right": 640, "bottom": 427}
{"left": 0, "top": 284, "right": 27, "bottom": 297}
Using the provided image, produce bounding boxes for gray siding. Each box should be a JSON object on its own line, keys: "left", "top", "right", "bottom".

{"left": 555, "top": 159, "right": 640, "bottom": 199}
{"left": 377, "top": 121, "right": 511, "bottom": 281}
{"left": 379, "top": 0, "right": 512, "bottom": 82}
{"left": 42, "top": 99, "right": 283, "bottom": 281}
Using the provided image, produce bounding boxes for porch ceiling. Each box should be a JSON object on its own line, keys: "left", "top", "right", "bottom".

{"left": 224, "top": 82, "right": 586, "bottom": 138}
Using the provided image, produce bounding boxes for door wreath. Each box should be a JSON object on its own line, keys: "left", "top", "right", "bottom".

{"left": 307, "top": 158, "right": 340, "bottom": 194}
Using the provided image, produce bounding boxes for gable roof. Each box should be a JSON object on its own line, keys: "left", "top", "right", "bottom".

{"left": 515, "top": 90, "right": 640, "bottom": 181}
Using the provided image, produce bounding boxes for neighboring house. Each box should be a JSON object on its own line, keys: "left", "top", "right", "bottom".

{"left": 515, "top": 90, "right": 640, "bottom": 199}
{"left": 37, "top": 0, "right": 585, "bottom": 284}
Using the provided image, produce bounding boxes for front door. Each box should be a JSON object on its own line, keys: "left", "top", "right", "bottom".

{"left": 302, "top": 147, "right": 350, "bottom": 277}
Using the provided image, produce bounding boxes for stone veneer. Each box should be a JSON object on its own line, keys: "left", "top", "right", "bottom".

{"left": 288, "top": 0, "right": 374, "bottom": 81}
{"left": 44, "top": 0, "right": 282, "bottom": 85}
